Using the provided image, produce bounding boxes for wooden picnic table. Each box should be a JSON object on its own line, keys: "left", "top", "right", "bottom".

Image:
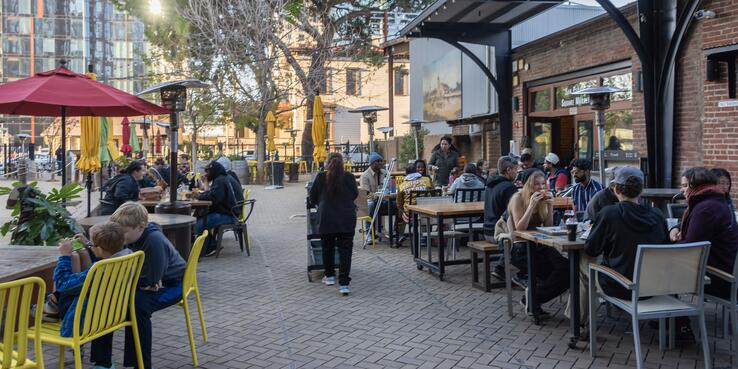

{"left": 514, "top": 229, "right": 586, "bottom": 348}
{"left": 407, "top": 201, "right": 484, "bottom": 280}
{"left": 138, "top": 199, "right": 212, "bottom": 214}
{"left": 0, "top": 245, "right": 58, "bottom": 285}
{"left": 78, "top": 214, "right": 197, "bottom": 259}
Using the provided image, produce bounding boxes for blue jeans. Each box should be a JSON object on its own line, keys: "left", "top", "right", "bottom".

{"left": 366, "top": 199, "right": 397, "bottom": 233}
{"left": 196, "top": 212, "right": 237, "bottom": 253}
{"left": 91, "top": 281, "right": 183, "bottom": 369}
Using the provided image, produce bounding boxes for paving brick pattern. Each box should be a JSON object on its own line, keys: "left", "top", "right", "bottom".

{"left": 42, "top": 179, "right": 735, "bottom": 368}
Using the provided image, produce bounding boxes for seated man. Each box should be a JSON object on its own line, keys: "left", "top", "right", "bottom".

{"left": 448, "top": 163, "right": 485, "bottom": 197}
{"left": 359, "top": 152, "right": 396, "bottom": 239}
{"left": 570, "top": 159, "right": 603, "bottom": 213}
{"left": 584, "top": 167, "right": 668, "bottom": 301}
{"left": 92, "top": 202, "right": 186, "bottom": 369}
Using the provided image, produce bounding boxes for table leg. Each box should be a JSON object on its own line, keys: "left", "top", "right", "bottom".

{"left": 437, "top": 215, "right": 445, "bottom": 281}
{"left": 568, "top": 250, "right": 581, "bottom": 348}
{"left": 527, "top": 240, "right": 539, "bottom": 324}
{"left": 387, "top": 200, "right": 394, "bottom": 245}
{"left": 412, "top": 212, "right": 419, "bottom": 258}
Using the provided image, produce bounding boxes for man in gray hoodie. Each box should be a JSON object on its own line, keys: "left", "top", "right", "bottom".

{"left": 449, "top": 163, "right": 485, "bottom": 198}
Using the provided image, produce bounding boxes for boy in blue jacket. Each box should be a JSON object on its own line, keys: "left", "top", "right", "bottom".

{"left": 91, "top": 201, "right": 186, "bottom": 369}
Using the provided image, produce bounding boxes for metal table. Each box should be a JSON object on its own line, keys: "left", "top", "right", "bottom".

{"left": 407, "top": 201, "right": 484, "bottom": 280}
{"left": 78, "top": 214, "right": 196, "bottom": 259}
{"left": 514, "top": 230, "right": 586, "bottom": 348}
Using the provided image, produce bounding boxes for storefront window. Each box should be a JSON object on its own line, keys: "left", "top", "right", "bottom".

{"left": 531, "top": 90, "right": 551, "bottom": 112}
{"left": 531, "top": 121, "right": 552, "bottom": 161}
{"left": 555, "top": 79, "right": 597, "bottom": 109}
{"left": 604, "top": 111, "right": 633, "bottom": 151}
{"left": 603, "top": 73, "right": 632, "bottom": 102}
{"left": 577, "top": 121, "right": 593, "bottom": 161}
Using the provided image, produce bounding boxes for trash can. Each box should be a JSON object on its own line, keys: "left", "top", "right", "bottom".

{"left": 289, "top": 163, "right": 299, "bottom": 182}
{"left": 268, "top": 161, "right": 285, "bottom": 186}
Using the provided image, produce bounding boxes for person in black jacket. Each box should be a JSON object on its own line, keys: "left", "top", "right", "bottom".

{"left": 484, "top": 155, "right": 520, "bottom": 279}
{"left": 99, "top": 160, "right": 146, "bottom": 215}
{"left": 309, "top": 152, "right": 358, "bottom": 295}
{"left": 196, "top": 160, "right": 244, "bottom": 256}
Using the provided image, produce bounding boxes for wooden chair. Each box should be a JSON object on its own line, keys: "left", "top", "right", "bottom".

{"left": 36, "top": 251, "right": 146, "bottom": 369}
{"left": 179, "top": 231, "right": 209, "bottom": 366}
{"left": 214, "top": 189, "right": 256, "bottom": 258}
{"left": 0, "top": 276, "right": 45, "bottom": 369}
{"left": 588, "top": 242, "right": 712, "bottom": 369}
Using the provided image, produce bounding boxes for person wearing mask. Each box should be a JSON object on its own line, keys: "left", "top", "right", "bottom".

{"left": 99, "top": 160, "right": 146, "bottom": 216}
{"left": 672, "top": 167, "right": 738, "bottom": 303}
{"left": 508, "top": 170, "right": 569, "bottom": 317}
{"left": 449, "top": 163, "right": 485, "bottom": 196}
{"left": 571, "top": 168, "right": 665, "bottom": 328}
{"left": 429, "top": 136, "right": 459, "bottom": 187}
{"left": 711, "top": 168, "right": 736, "bottom": 226}
{"left": 583, "top": 166, "right": 620, "bottom": 221}
{"left": 543, "top": 153, "right": 569, "bottom": 193}
{"left": 196, "top": 160, "right": 244, "bottom": 256}
{"left": 570, "top": 159, "right": 603, "bottom": 213}
{"left": 309, "top": 153, "right": 358, "bottom": 295}
{"left": 484, "top": 156, "right": 520, "bottom": 279}
{"left": 476, "top": 159, "right": 489, "bottom": 181}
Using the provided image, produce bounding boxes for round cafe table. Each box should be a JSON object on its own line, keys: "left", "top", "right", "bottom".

{"left": 77, "top": 214, "right": 196, "bottom": 259}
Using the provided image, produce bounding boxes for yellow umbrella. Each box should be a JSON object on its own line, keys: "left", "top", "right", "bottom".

{"left": 76, "top": 72, "right": 101, "bottom": 172}
{"left": 266, "top": 111, "right": 276, "bottom": 153}
{"left": 312, "top": 96, "right": 327, "bottom": 164}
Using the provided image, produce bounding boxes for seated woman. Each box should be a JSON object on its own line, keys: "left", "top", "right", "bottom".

{"left": 711, "top": 167, "right": 737, "bottom": 227}
{"left": 196, "top": 160, "right": 244, "bottom": 257}
{"left": 448, "top": 163, "right": 485, "bottom": 197}
{"left": 99, "top": 160, "right": 146, "bottom": 215}
{"left": 671, "top": 167, "right": 738, "bottom": 300}
{"left": 508, "top": 168, "right": 569, "bottom": 317}
{"left": 395, "top": 163, "right": 433, "bottom": 247}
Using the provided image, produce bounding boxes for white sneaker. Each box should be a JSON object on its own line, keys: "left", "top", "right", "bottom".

{"left": 322, "top": 276, "right": 335, "bottom": 286}
{"left": 339, "top": 285, "right": 350, "bottom": 295}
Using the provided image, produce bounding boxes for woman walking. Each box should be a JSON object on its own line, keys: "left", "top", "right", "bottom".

{"left": 309, "top": 152, "right": 359, "bottom": 295}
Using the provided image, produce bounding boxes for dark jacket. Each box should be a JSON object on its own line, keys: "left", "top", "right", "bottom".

{"left": 584, "top": 187, "right": 618, "bottom": 221}
{"left": 128, "top": 223, "right": 186, "bottom": 288}
{"left": 309, "top": 171, "right": 358, "bottom": 234}
{"left": 483, "top": 175, "right": 518, "bottom": 237}
{"left": 681, "top": 190, "right": 738, "bottom": 274}
{"left": 429, "top": 149, "right": 459, "bottom": 186}
{"left": 198, "top": 162, "right": 244, "bottom": 217}
{"left": 585, "top": 201, "right": 669, "bottom": 299}
{"left": 101, "top": 173, "right": 140, "bottom": 215}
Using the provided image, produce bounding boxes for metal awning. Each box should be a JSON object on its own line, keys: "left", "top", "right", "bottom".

{"left": 446, "top": 113, "right": 498, "bottom": 126}
{"left": 398, "top": 0, "right": 562, "bottom": 37}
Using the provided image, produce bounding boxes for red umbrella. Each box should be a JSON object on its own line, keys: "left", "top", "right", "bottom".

{"left": 120, "top": 117, "right": 133, "bottom": 156}
{"left": 0, "top": 60, "right": 169, "bottom": 185}
{"left": 155, "top": 129, "right": 162, "bottom": 154}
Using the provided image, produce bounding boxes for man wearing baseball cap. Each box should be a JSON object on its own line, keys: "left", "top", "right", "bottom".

{"left": 582, "top": 167, "right": 669, "bottom": 317}
{"left": 543, "top": 153, "right": 569, "bottom": 193}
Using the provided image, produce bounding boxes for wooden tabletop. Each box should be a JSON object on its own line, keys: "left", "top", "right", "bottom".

{"left": 138, "top": 199, "right": 212, "bottom": 208}
{"left": 553, "top": 197, "right": 573, "bottom": 209}
{"left": 0, "top": 245, "right": 58, "bottom": 283}
{"left": 513, "top": 230, "right": 585, "bottom": 252}
{"left": 78, "top": 214, "right": 197, "bottom": 230}
{"left": 407, "top": 201, "right": 484, "bottom": 217}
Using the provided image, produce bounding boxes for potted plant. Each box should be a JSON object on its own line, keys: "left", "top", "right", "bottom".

{"left": 0, "top": 181, "right": 83, "bottom": 245}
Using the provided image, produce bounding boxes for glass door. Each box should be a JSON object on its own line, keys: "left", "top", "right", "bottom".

{"left": 530, "top": 120, "right": 553, "bottom": 163}
{"left": 576, "top": 119, "right": 593, "bottom": 162}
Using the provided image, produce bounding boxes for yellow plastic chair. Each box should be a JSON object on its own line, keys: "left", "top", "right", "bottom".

{"left": 0, "top": 276, "right": 45, "bottom": 369}
{"left": 394, "top": 175, "right": 404, "bottom": 189}
{"left": 179, "top": 231, "right": 209, "bottom": 366}
{"left": 35, "top": 251, "right": 145, "bottom": 369}
{"left": 298, "top": 160, "right": 308, "bottom": 174}
{"left": 343, "top": 162, "right": 352, "bottom": 172}
{"left": 355, "top": 191, "right": 375, "bottom": 248}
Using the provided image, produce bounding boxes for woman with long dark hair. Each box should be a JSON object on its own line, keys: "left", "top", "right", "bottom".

{"left": 309, "top": 152, "right": 359, "bottom": 295}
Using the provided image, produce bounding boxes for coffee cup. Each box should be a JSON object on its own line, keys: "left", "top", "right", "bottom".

{"left": 566, "top": 223, "right": 578, "bottom": 241}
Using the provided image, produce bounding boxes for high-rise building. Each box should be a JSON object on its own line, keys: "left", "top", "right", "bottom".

{"left": 0, "top": 0, "right": 146, "bottom": 148}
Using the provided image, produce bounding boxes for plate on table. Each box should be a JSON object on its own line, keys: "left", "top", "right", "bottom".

{"left": 535, "top": 226, "right": 567, "bottom": 235}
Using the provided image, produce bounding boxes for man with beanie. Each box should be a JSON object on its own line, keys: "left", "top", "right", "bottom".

{"left": 360, "top": 153, "right": 394, "bottom": 242}
{"left": 543, "top": 152, "right": 569, "bottom": 193}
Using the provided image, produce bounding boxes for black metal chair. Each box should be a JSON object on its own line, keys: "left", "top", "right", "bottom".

{"left": 213, "top": 198, "right": 256, "bottom": 257}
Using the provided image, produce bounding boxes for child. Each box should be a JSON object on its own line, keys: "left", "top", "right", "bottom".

{"left": 53, "top": 222, "right": 131, "bottom": 338}
{"left": 91, "top": 201, "right": 186, "bottom": 369}
{"left": 448, "top": 167, "right": 462, "bottom": 188}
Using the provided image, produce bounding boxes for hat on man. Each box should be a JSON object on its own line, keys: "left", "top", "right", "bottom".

{"left": 369, "top": 152, "right": 383, "bottom": 164}
{"left": 544, "top": 153, "right": 560, "bottom": 165}
{"left": 611, "top": 166, "right": 644, "bottom": 185}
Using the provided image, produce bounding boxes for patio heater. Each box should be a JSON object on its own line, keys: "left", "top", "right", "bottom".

{"left": 401, "top": 119, "right": 426, "bottom": 160}
{"left": 137, "top": 79, "right": 208, "bottom": 214}
{"left": 285, "top": 128, "right": 300, "bottom": 163}
{"left": 572, "top": 86, "right": 624, "bottom": 186}
{"left": 348, "top": 105, "right": 387, "bottom": 155}
{"left": 377, "top": 127, "right": 394, "bottom": 158}
{"left": 15, "top": 133, "right": 31, "bottom": 184}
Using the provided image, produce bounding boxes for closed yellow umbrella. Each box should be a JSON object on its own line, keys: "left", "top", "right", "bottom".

{"left": 266, "top": 111, "right": 276, "bottom": 153}
{"left": 311, "top": 96, "right": 327, "bottom": 164}
{"left": 76, "top": 72, "right": 101, "bottom": 172}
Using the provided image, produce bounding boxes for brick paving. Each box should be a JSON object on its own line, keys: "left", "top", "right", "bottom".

{"left": 37, "top": 178, "right": 736, "bottom": 368}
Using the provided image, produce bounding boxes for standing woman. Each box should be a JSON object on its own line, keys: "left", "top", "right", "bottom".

{"left": 429, "top": 136, "right": 459, "bottom": 187}
{"left": 309, "top": 152, "right": 359, "bottom": 295}
{"left": 99, "top": 160, "right": 146, "bottom": 215}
